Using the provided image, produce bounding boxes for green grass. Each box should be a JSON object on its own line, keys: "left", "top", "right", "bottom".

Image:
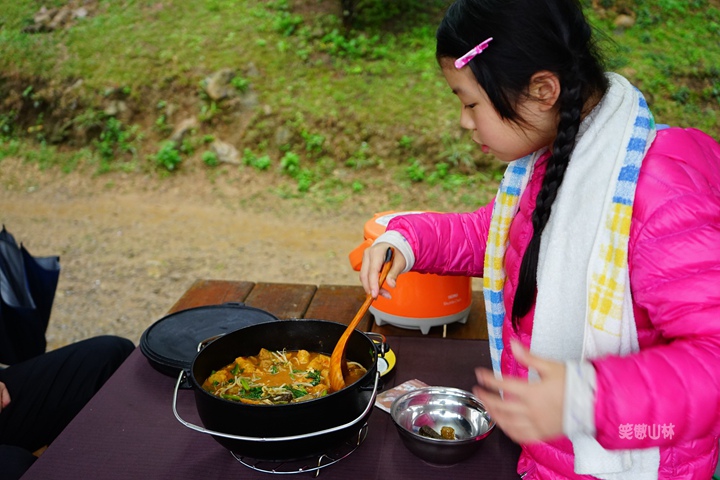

{"left": 0, "top": 0, "right": 717, "bottom": 209}
{"left": 585, "top": 0, "right": 720, "bottom": 134}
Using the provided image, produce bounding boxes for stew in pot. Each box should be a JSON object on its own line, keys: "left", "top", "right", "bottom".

{"left": 202, "top": 348, "right": 367, "bottom": 404}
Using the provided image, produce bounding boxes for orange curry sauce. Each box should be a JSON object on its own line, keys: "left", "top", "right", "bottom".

{"left": 202, "top": 348, "right": 367, "bottom": 405}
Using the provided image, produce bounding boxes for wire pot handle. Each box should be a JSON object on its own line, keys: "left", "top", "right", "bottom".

{"left": 172, "top": 369, "right": 380, "bottom": 442}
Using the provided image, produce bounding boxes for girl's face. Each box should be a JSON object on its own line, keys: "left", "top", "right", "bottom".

{"left": 442, "top": 63, "right": 557, "bottom": 162}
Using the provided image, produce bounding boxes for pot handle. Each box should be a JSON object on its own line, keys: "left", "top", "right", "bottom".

{"left": 364, "top": 332, "right": 390, "bottom": 355}
{"left": 172, "top": 369, "right": 380, "bottom": 443}
{"left": 197, "top": 334, "right": 225, "bottom": 352}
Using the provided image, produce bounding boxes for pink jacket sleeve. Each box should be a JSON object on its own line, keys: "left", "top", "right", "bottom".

{"left": 386, "top": 203, "right": 495, "bottom": 277}
{"left": 592, "top": 128, "right": 720, "bottom": 449}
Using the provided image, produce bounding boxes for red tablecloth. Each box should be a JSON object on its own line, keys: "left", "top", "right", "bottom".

{"left": 22, "top": 336, "right": 521, "bottom": 479}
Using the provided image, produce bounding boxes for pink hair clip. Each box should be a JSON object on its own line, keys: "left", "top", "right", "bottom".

{"left": 454, "top": 37, "right": 494, "bottom": 70}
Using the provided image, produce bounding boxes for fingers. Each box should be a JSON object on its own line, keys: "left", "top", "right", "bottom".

{"left": 509, "top": 340, "right": 557, "bottom": 378}
{"left": 0, "top": 381, "right": 10, "bottom": 411}
{"left": 359, "top": 245, "right": 382, "bottom": 296}
{"left": 475, "top": 366, "right": 527, "bottom": 399}
{"left": 359, "top": 243, "right": 406, "bottom": 298}
{"left": 473, "top": 381, "right": 539, "bottom": 444}
{"left": 384, "top": 258, "right": 405, "bottom": 289}
{"left": 473, "top": 351, "right": 566, "bottom": 443}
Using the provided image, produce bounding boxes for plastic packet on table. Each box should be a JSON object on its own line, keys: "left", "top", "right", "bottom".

{"left": 374, "top": 379, "right": 429, "bottom": 413}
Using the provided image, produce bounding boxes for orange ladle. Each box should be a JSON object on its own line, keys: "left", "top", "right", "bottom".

{"left": 329, "top": 247, "right": 394, "bottom": 393}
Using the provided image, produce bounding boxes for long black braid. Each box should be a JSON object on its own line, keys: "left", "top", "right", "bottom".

{"left": 511, "top": 66, "right": 585, "bottom": 324}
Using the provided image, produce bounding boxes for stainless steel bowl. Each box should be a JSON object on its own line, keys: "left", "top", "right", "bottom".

{"left": 390, "top": 386, "right": 495, "bottom": 465}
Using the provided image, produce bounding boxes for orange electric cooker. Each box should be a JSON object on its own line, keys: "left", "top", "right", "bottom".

{"left": 349, "top": 211, "right": 472, "bottom": 334}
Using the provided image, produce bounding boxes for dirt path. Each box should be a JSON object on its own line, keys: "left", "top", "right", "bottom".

{"left": 0, "top": 159, "right": 376, "bottom": 351}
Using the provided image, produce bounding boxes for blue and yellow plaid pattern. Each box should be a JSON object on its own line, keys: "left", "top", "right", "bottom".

{"left": 483, "top": 154, "right": 536, "bottom": 376}
{"left": 588, "top": 95, "right": 654, "bottom": 334}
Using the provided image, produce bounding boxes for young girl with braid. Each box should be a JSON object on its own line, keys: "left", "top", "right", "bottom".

{"left": 360, "top": 0, "right": 720, "bottom": 478}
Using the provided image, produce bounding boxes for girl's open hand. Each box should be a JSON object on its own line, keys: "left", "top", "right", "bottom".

{"left": 473, "top": 340, "right": 565, "bottom": 444}
{"left": 0, "top": 381, "right": 11, "bottom": 413}
{"left": 359, "top": 242, "right": 406, "bottom": 299}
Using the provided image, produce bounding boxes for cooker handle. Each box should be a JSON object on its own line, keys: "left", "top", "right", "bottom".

{"left": 172, "top": 370, "right": 381, "bottom": 443}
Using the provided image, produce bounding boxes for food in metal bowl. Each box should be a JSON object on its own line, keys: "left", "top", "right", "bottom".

{"left": 418, "top": 425, "right": 456, "bottom": 440}
{"left": 390, "top": 386, "right": 495, "bottom": 465}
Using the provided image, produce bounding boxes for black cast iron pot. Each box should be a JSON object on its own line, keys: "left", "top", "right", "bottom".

{"left": 173, "top": 319, "right": 382, "bottom": 461}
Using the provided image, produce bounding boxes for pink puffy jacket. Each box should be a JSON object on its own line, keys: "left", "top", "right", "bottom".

{"left": 387, "top": 128, "right": 720, "bottom": 479}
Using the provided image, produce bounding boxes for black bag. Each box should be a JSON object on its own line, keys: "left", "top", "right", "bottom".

{"left": 0, "top": 226, "right": 60, "bottom": 364}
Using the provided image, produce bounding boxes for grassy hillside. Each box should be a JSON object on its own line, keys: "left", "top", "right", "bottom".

{"left": 0, "top": 0, "right": 718, "bottom": 210}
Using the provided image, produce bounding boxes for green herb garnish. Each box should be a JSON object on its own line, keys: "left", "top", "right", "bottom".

{"left": 242, "top": 387, "right": 264, "bottom": 400}
{"left": 306, "top": 369, "right": 322, "bottom": 386}
{"left": 284, "top": 385, "right": 308, "bottom": 398}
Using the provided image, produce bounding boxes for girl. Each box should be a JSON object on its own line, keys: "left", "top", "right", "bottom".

{"left": 360, "top": 0, "right": 720, "bottom": 478}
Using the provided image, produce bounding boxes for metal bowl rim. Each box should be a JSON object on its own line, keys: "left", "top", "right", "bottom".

{"left": 390, "top": 386, "right": 496, "bottom": 443}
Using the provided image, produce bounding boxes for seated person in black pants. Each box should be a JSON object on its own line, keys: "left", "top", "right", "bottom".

{"left": 0, "top": 335, "right": 134, "bottom": 480}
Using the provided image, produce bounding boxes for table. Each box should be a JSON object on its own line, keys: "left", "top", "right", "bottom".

{"left": 166, "top": 280, "right": 491, "bottom": 340}
{"left": 22, "top": 280, "right": 521, "bottom": 479}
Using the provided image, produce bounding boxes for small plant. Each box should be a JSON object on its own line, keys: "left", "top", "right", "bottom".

{"left": 296, "top": 168, "right": 314, "bottom": 192}
{"left": 154, "top": 100, "right": 172, "bottom": 134}
{"left": 199, "top": 101, "right": 221, "bottom": 123}
{"left": 280, "top": 151, "right": 301, "bottom": 176}
{"left": 319, "top": 28, "right": 386, "bottom": 60}
{"left": 95, "top": 117, "right": 139, "bottom": 163}
{"left": 231, "top": 76, "right": 250, "bottom": 93}
{"left": 179, "top": 138, "right": 195, "bottom": 156}
{"left": 243, "top": 148, "right": 271, "bottom": 170}
{"left": 278, "top": 150, "right": 315, "bottom": 191}
{"left": 268, "top": 0, "right": 291, "bottom": 11}
{"left": 274, "top": 11, "right": 303, "bottom": 36}
{"left": 202, "top": 150, "right": 219, "bottom": 167}
{"left": 154, "top": 141, "right": 182, "bottom": 171}
{"left": 254, "top": 155, "right": 272, "bottom": 170}
{"left": 0, "top": 138, "right": 21, "bottom": 160}
{"left": 301, "top": 131, "right": 325, "bottom": 154}
{"left": 405, "top": 158, "right": 426, "bottom": 182}
{"left": 0, "top": 112, "right": 16, "bottom": 140}
{"left": 441, "top": 173, "right": 470, "bottom": 192}
{"left": 427, "top": 162, "right": 450, "bottom": 185}
{"left": 24, "top": 141, "right": 56, "bottom": 170}
{"left": 398, "top": 135, "right": 414, "bottom": 149}
{"left": 345, "top": 142, "right": 374, "bottom": 168}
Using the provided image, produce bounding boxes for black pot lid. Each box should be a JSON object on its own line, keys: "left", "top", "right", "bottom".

{"left": 140, "top": 303, "right": 278, "bottom": 376}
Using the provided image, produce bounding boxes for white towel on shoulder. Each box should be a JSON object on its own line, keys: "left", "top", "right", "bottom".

{"left": 530, "top": 73, "right": 659, "bottom": 479}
